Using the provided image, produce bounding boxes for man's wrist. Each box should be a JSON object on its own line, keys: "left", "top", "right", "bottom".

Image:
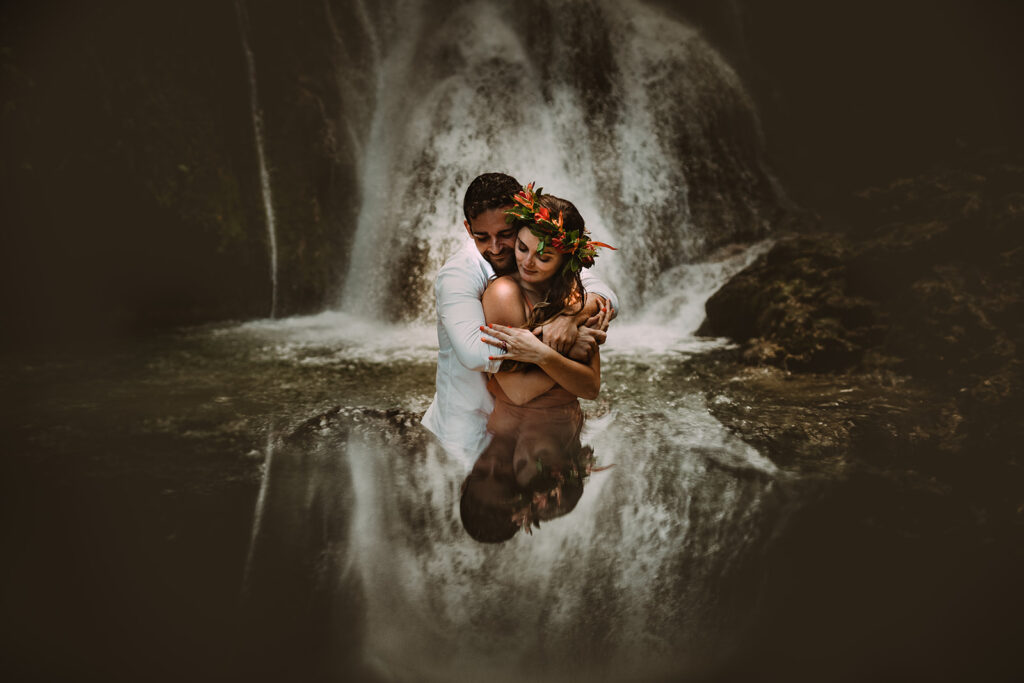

{"left": 537, "top": 345, "right": 559, "bottom": 367}
{"left": 572, "top": 302, "right": 597, "bottom": 326}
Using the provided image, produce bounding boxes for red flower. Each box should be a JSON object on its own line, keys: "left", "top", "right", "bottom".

{"left": 513, "top": 192, "right": 533, "bottom": 209}
{"left": 534, "top": 206, "right": 550, "bottom": 222}
{"left": 513, "top": 182, "right": 536, "bottom": 209}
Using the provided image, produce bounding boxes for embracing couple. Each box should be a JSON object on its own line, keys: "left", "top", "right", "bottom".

{"left": 421, "top": 173, "right": 618, "bottom": 542}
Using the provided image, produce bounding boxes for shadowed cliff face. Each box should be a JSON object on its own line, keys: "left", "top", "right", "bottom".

{"left": 0, "top": 0, "right": 358, "bottom": 345}
{"left": 663, "top": 0, "right": 1024, "bottom": 208}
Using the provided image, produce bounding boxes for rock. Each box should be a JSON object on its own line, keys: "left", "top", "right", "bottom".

{"left": 700, "top": 157, "right": 1024, "bottom": 387}
{"left": 692, "top": 156, "right": 1024, "bottom": 531}
{"left": 698, "top": 234, "right": 880, "bottom": 371}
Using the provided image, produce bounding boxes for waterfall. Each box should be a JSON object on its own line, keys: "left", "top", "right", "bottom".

{"left": 336, "top": 0, "right": 781, "bottom": 322}
{"left": 236, "top": 5, "right": 793, "bottom": 678}
{"left": 236, "top": 0, "right": 280, "bottom": 319}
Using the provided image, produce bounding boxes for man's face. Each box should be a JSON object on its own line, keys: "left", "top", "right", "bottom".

{"left": 463, "top": 437, "right": 517, "bottom": 505}
{"left": 465, "top": 207, "right": 516, "bottom": 274}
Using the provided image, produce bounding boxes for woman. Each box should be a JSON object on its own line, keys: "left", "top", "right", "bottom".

{"left": 480, "top": 184, "right": 614, "bottom": 407}
{"left": 461, "top": 184, "right": 613, "bottom": 538}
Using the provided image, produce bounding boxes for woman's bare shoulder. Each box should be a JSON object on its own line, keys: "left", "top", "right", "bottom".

{"left": 483, "top": 276, "right": 527, "bottom": 326}
{"left": 483, "top": 275, "right": 523, "bottom": 299}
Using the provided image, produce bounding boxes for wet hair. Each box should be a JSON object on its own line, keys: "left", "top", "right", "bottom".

{"left": 463, "top": 172, "right": 521, "bottom": 223}
{"left": 459, "top": 490, "right": 520, "bottom": 543}
{"left": 513, "top": 194, "right": 587, "bottom": 328}
{"left": 529, "top": 445, "right": 592, "bottom": 518}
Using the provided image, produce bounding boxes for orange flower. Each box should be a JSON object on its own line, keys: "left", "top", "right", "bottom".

{"left": 513, "top": 182, "right": 535, "bottom": 209}
{"left": 534, "top": 206, "right": 550, "bottom": 222}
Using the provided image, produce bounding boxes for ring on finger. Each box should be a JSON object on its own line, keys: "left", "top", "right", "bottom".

{"left": 501, "top": 340, "right": 508, "bottom": 351}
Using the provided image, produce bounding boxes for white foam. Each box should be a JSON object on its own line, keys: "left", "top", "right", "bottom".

{"left": 219, "top": 311, "right": 438, "bottom": 364}
{"left": 605, "top": 240, "right": 771, "bottom": 356}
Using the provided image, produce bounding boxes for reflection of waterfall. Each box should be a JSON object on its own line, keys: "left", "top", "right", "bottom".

{"left": 241, "top": 428, "right": 275, "bottom": 596}
{"left": 241, "top": 367, "right": 792, "bottom": 681}
{"left": 236, "top": 0, "right": 279, "bottom": 319}
{"left": 337, "top": 0, "right": 782, "bottom": 322}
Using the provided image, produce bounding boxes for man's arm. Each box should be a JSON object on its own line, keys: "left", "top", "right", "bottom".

{"left": 580, "top": 267, "right": 619, "bottom": 319}
{"left": 536, "top": 267, "right": 620, "bottom": 356}
{"left": 436, "top": 268, "right": 502, "bottom": 373}
{"left": 534, "top": 293, "right": 605, "bottom": 355}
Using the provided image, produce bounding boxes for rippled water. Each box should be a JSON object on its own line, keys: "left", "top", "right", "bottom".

{"left": 1, "top": 275, "right": 789, "bottom": 677}
{"left": 232, "top": 311, "right": 790, "bottom": 682}
{"left": 6, "top": 283, "right": 1018, "bottom": 681}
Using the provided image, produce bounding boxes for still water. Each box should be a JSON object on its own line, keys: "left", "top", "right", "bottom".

{"left": 4, "top": 307, "right": 1017, "bottom": 682}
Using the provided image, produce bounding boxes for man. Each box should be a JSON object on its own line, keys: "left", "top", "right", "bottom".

{"left": 422, "top": 172, "right": 619, "bottom": 467}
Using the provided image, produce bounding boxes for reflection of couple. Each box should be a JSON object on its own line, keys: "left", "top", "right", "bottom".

{"left": 421, "top": 173, "right": 618, "bottom": 541}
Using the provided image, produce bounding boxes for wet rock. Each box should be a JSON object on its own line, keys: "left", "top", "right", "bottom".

{"left": 694, "top": 157, "right": 1024, "bottom": 532}
{"left": 700, "top": 157, "right": 1023, "bottom": 396}
{"left": 698, "top": 234, "right": 882, "bottom": 371}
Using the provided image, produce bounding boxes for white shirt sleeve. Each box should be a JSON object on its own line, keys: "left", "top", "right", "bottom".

{"left": 436, "top": 267, "right": 503, "bottom": 374}
{"left": 580, "top": 267, "right": 620, "bottom": 316}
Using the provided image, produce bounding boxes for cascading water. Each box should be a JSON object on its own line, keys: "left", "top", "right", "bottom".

{"left": 338, "top": 0, "right": 781, "bottom": 322}
{"left": 236, "top": 0, "right": 280, "bottom": 319}
{"left": 239, "top": 1, "right": 793, "bottom": 680}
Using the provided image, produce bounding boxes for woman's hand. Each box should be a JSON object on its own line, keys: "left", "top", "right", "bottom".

{"left": 480, "top": 324, "right": 556, "bottom": 364}
{"left": 584, "top": 302, "right": 614, "bottom": 331}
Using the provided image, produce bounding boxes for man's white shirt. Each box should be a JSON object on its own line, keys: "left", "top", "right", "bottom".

{"left": 422, "top": 237, "right": 619, "bottom": 469}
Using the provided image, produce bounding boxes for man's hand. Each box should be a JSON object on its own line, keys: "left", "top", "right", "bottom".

{"left": 532, "top": 314, "right": 579, "bottom": 356}
{"left": 567, "top": 304, "right": 614, "bottom": 361}
{"left": 566, "top": 326, "right": 606, "bottom": 362}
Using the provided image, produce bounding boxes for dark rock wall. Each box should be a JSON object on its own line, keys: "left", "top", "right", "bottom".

{"left": 664, "top": 0, "right": 1024, "bottom": 209}
{"left": 0, "top": 0, "right": 356, "bottom": 347}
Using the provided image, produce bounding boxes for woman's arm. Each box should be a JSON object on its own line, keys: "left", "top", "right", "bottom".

{"left": 482, "top": 278, "right": 556, "bottom": 405}
{"left": 480, "top": 323, "right": 601, "bottom": 400}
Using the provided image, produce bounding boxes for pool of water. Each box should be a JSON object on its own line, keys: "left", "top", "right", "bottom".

{"left": 2, "top": 313, "right": 1019, "bottom": 682}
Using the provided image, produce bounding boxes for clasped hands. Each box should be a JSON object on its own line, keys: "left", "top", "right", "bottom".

{"left": 481, "top": 301, "right": 613, "bottom": 363}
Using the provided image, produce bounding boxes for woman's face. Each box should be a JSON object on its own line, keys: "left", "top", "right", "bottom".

{"left": 515, "top": 227, "right": 564, "bottom": 285}
{"left": 513, "top": 418, "right": 572, "bottom": 487}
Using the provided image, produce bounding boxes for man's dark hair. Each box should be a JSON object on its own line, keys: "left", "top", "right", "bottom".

{"left": 463, "top": 172, "right": 521, "bottom": 223}
{"left": 459, "top": 490, "right": 519, "bottom": 543}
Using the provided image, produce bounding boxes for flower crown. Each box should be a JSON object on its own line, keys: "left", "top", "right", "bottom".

{"left": 509, "top": 448, "right": 614, "bottom": 535}
{"left": 504, "top": 182, "right": 615, "bottom": 275}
